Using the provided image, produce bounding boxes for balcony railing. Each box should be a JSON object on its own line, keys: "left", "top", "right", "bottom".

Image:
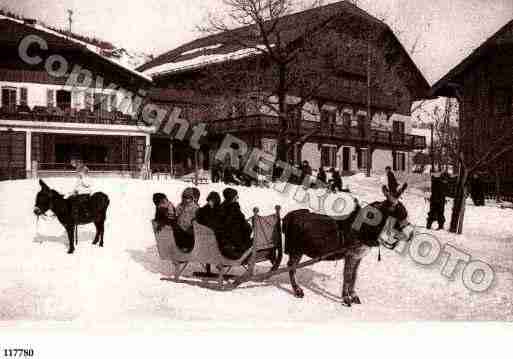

{"left": 0, "top": 105, "right": 138, "bottom": 126}
{"left": 209, "top": 115, "right": 427, "bottom": 150}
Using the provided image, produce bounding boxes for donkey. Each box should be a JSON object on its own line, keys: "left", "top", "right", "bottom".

{"left": 33, "top": 180, "right": 110, "bottom": 254}
{"left": 282, "top": 185, "right": 413, "bottom": 306}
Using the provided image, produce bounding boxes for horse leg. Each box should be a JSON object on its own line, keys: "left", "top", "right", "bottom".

{"left": 288, "top": 253, "right": 304, "bottom": 298}
{"left": 348, "top": 258, "right": 363, "bottom": 304}
{"left": 66, "top": 226, "right": 75, "bottom": 254}
{"left": 93, "top": 215, "right": 105, "bottom": 247}
{"left": 341, "top": 254, "right": 359, "bottom": 307}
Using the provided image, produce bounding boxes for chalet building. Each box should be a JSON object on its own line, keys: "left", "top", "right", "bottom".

{"left": 138, "top": 1, "right": 428, "bottom": 176}
{"left": 0, "top": 15, "right": 153, "bottom": 180}
{"left": 431, "top": 18, "right": 513, "bottom": 181}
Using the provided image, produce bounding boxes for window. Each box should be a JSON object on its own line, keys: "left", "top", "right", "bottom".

{"left": 321, "top": 146, "right": 337, "bottom": 167}
{"left": 393, "top": 120, "right": 405, "bottom": 134}
{"left": 110, "top": 93, "right": 117, "bottom": 112}
{"left": 1, "top": 87, "right": 17, "bottom": 109}
{"left": 393, "top": 151, "right": 406, "bottom": 171}
{"left": 47, "top": 89, "right": 55, "bottom": 107}
{"left": 234, "top": 101, "right": 246, "bottom": 117}
{"left": 20, "top": 88, "right": 28, "bottom": 106}
{"left": 287, "top": 106, "right": 302, "bottom": 129}
{"left": 71, "top": 90, "right": 82, "bottom": 109}
{"left": 357, "top": 114, "right": 366, "bottom": 136}
{"left": 342, "top": 112, "right": 351, "bottom": 127}
{"left": 84, "top": 91, "right": 93, "bottom": 111}
{"left": 357, "top": 148, "right": 367, "bottom": 169}
{"left": 321, "top": 109, "right": 336, "bottom": 124}
{"left": 93, "top": 93, "right": 109, "bottom": 112}
{"left": 56, "top": 90, "right": 71, "bottom": 110}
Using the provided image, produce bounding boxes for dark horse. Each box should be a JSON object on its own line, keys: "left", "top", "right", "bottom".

{"left": 33, "top": 180, "right": 110, "bottom": 254}
{"left": 282, "top": 188, "right": 413, "bottom": 306}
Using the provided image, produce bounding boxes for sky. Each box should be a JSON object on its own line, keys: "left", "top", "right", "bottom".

{"left": 2, "top": 0, "right": 512, "bottom": 84}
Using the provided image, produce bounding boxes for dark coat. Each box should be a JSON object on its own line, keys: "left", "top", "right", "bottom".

{"left": 387, "top": 171, "right": 399, "bottom": 196}
{"left": 223, "top": 166, "right": 240, "bottom": 185}
{"left": 154, "top": 204, "right": 175, "bottom": 232}
{"left": 195, "top": 204, "right": 220, "bottom": 230}
{"left": 470, "top": 176, "right": 485, "bottom": 206}
{"left": 317, "top": 169, "right": 327, "bottom": 184}
{"left": 215, "top": 201, "right": 252, "bottom": 260}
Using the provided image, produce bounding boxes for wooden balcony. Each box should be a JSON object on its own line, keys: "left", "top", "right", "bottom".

{"left": 0, "top": 105, "right": 139, "bottom": 126}
{"left": 208, "top": 115, "right": 426, "bottom": 150}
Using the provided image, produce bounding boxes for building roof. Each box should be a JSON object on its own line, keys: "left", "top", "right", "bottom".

{"left": 138, "top": 1, "right": 390, "bottom": 76}
{"left": 431, "top": 18, "right": 513, "bottom": 97}
{"left": 0, "top": 15, "right": 152, "bottom": 83}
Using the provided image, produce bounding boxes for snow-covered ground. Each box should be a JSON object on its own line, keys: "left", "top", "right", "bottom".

{"left": 0, "top": 174, "right": 512, "bottom": 330}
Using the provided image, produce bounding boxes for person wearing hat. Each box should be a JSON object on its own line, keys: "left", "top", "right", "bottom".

{"left": 196, "top": 191, "right": 221, "bottom": 230}
{"left": 215, "top": 188, "right": 252, "bottom": 260}
{"left": 385, "top": 166, "right": 399, "bottom": 197}
{"left": 426, "top": 171, "right": 448, "bottom": 230}
{"left": 152, "top": 193, "right": 176, "bottom": 232}
{"left": 70, "top": 159, "right": 91, "bottom": 196}
{"left": 174, "top": 187, "right": 199, "bottom": 251}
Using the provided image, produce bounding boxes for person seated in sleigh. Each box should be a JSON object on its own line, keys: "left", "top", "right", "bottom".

{"left": 152, "top": 193, "right": 176, "bottom": 232}
{"left": 214, "top": 188, "right": 252, "bottom": 260}
{"left": 174, "top": 187, "right": 199, "bottom": 252}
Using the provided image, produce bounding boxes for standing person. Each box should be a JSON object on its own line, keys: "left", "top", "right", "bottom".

{"left": 211, "top": 160, "right": 220, "bottom": 183}
{"left": 426, "top": 171, "right": 448, "bottom": 230}
{"left": 300, "top": 160, "right": 312, "bottom": 184}
{"left": 470, "top": 173, "right": 485, "bottom": 206}
{"left": 329, "top": 168, "right": 343, "bottom": 192}
{"left": 385, "top": 166, "right": 399, "bottom": 196}
{"left": 223, "top": 165, "right": 240, "bottom": 185}
{"left": 317, "top": 167, "right": 327, "bottom": 187}
{"left": 215, "top": 188, "right": 252, "bottom": 260}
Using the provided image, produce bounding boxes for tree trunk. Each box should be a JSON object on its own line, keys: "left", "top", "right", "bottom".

{"left": 449, "top": 164, "right": 468, "bottom": 234}
{"left": 495, "top": 166, "right": 502, "bottom": 203}
{"left": 276, "top": 63, "right": 288, "bottom": 164}
{"left": 365, "top": 42, "right": 372, "bottom": 177}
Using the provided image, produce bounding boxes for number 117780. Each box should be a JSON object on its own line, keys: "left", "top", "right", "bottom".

{"left": 3, "top": 349, "right": 34, "bottom": 357}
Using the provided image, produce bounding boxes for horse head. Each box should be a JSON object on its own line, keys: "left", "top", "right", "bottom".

{"left": 373, "top": 186, "right": 415, "bottom": 249}
{"left": 34, "top": 180, "right": 63, "bottom": 217}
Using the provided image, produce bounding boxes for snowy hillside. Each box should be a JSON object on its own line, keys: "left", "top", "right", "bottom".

{"left": 0, "top": 175, "right": 511, "bottom": 329}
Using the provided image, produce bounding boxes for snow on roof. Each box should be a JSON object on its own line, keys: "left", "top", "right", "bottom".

{"left": 0, "top": 15, "right": 152, "bottom": 83}
{"left": 144, "top": 45, "right": 270, "bottom": 77}
{"left": 181, "top": 43, "right": 223, "bottom": 56}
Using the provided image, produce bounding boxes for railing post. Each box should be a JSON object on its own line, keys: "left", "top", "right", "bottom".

{"left": 32, "top": 160, "right": 38, "bottom": 179}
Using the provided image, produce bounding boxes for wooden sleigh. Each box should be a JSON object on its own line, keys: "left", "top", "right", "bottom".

{"left": 151, "top": 206, "right": 282, "bottom": 288}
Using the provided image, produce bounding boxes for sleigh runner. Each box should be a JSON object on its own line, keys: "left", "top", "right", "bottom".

{"left": 151, "top": 206, "right": 283, "bottom": 288}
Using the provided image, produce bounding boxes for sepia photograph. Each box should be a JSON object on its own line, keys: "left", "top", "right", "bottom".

{"left": 0, "top": 0, "right": 512, "bottom": 356}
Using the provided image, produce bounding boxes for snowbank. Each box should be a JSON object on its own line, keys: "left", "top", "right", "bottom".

{"left": 0, "top": 175, "right": 511, "bottom": 328}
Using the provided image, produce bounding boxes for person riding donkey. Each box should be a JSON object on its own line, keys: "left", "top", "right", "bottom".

{"left": 68, "top": 159, "right": 92, "bottom": 222}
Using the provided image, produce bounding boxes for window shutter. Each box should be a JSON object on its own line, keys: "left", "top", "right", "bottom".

{"left": 71, "top": 90, "right": 81, "bottom": 109}
{"left": 46, "top": 89, "right": 55, "bottom": 107}
{"left": 392, "top": 151, "right": 397, "bottom": 171}
{"left": 401, "top": 153, "right": 406, "bottom": 171}
{"left": 110, "top": 93, "right": 117, "bottom": 112}
{"left": 84, "top": 91, "right": 93, "bottom": 111}
{"left": 20, "top": 88, "right": 28, "bottom": 106}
